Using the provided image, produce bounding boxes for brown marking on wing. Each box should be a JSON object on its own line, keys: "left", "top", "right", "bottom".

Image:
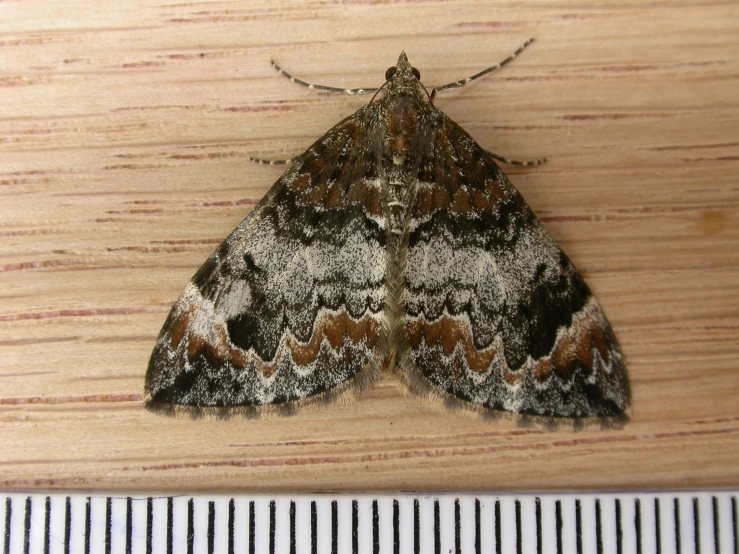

{"left": 164, "top": 306, "right": 246, "bottom": 372}
{"left": 415, "top": 114, "right": 515, "bottom": 219}
{"left": 288, "top": 172, "right": 311, "bottom": 194}
{"left": 406, "top": 316, "right": 497, "bottom": 374}
{"left": 413, "top": 186, "right": 451, "bottom": 218}
{"left": 407, "top": 316, "right": 529, "bottom": 389}
{"left": 298, "top": 175, "right": 327, "bottom": 204}
{"left": 533, "top": 358, "right": 554, "bottom": 381}
{"left": 277, "top": 110, "right": 384, "bottom": 219}
{"left": 433, "top": 184, "right": 452, "bottom": 212}
{"left": 451, "top": 187, "right": 472, "bottom": 213}
{"left": 288, "top": 171, "right": 383, "bottom": 217}
{"left": 552, "top": 322, "right": 592, "bottom": 378}
{"left": 288, "top": 311, "right": 380, "bottom": 366}
{"left": 408, "top": 306, "right": 619, "bottom": 385}
{"left": 470, "top": 188, "right": 496, "bottom": 212}
{"left": 481, "top": 175, "right": 509, "bottom": 206}
{"left": 325, "top": 180, "right": 345, "bottom": 210}
{"left": 169, "top": 306, "right": 193, "bottom": 350}
{"left": 413, "top": 185, "right": 433, "bottom": 217}
{"left": 162, "top": 301, "right": 250, "bottom": 373}
{"left": 346, "top": 180, "right": 383, "bottom": 216}
{"left": 542, "top": 313, "right": 615, "bottom": 381}
{"left": 415, "top": 170, "right": 509, "bottom": 219}
{"left": 176, "top": 309, "right": 380, "bottom": 379}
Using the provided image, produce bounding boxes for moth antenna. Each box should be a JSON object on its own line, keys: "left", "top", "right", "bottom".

{"left": 368, "top": 80, "right": 390, "bottom": 104}
{"left": 488, "top": 152, "right": 548, "bottom": 166}
{"left": 431, "top": 37, "right": 535, "bottom": 99}
{"left": 418, "top": 80, "right": 433, "bottom": 103}
{"left": 248, "top": 155, "right": 295, "bottom": 166}
{"left": 270, "top": 59, "right": 379, "bottom": 96}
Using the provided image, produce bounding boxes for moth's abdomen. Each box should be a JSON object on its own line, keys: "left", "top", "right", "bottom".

{"left": 376, "top": 97, "right": 430, "bottom": 356}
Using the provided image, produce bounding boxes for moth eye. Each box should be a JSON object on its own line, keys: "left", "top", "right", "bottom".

{"left": 411, "top": 67, "right": 421, "bottom": 80}
{"left": 385, "top": 66, "right": 397, "bottom": 80}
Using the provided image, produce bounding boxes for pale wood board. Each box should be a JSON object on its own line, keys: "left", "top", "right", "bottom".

{"left": 1, "top": 0, "right": 737, "bottom": 493}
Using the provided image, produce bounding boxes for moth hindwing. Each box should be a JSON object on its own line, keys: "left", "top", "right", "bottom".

{"left": 145, "top": 45, "right": 630, "bottom": 421}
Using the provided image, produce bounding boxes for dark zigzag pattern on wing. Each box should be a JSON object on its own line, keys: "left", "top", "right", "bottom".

{"left": 146, "top": 108, "right": 387, "bottom": 408}
{"left": 404, "top": 113, "right": 629, "bottom": 417}
{"left": 410, "top": 116, "right": 591, "bottom": 369}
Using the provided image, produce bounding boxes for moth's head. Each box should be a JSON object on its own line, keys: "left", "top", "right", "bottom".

{"left": 382, "top": 51, "right": 425, "bottom": 100}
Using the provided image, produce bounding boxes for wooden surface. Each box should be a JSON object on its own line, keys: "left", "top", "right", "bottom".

{"left": 1, "top": 0, "right": 738, "bottom": 493}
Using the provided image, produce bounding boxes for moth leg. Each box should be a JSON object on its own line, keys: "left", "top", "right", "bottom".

{"left": 488, "top": 151, "right": 548, "bottom": 166}
{"left": 248, "top": 155, "right": 295, "bottom": 166}
{"left": 270, "top": 59, "right": 379, "bottom": 95}
{"left": 430, "top": 37, "right": 535, "bottom": 102}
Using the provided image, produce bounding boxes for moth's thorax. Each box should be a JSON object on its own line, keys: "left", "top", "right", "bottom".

{"left": 377, "top": 93, "right": 430, "bottom": 239}
{"left": 381, "top": 93, "right": 428, "bottom": 168}
{"left": 378, "top": 52, "right": 431, "bottom": 171}
{"left": 376, "top": 54, "right": 434, "bottom": 244}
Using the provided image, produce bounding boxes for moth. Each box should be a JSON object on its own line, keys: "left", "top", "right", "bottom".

{"left": 145, "top": 40, "right": 630, "bottom": 421}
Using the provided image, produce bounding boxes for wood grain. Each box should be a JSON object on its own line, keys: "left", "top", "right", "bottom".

{"left": 1, "top": 0, "right": 737, "bottom": 492}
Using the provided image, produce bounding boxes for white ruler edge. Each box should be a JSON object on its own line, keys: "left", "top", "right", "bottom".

{"left": 2, "top": 490, "right": 737, "bottom": 553}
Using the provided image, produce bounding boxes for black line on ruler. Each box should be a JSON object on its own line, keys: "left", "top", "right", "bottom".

{"left": 595, "top": 499, "right": 603, "bottom": 554}
{"left": 352, "top": 500, "right": 359, "bottom": 554}
{"left": 732, "top": 496, "right": 738, "bottom": 554}
{"left": 731, "top": 496, "right": 739, "bottom": 554}
{"left": 64, "top": 496, "right": 71, "bottom": 554}
{"left": 187, "top": 498, "right": 194, "bottom": 554}
{"left": 228, "top": 499, "right": 235, "bottom": 554}
{"left": 249, "top": 501, "right": 256, "bottom": 554}
{"left": 311, "top": 501, "right": 317, "bottom": 554}
{"left": 393, "top": 500, "right": 400, "bottom": 554}
{"left": 556, "top": 500, "right": 563, "bottom": 554}
{"left": 694, "top": 497, "right": 701, "bottom": 554}
{"left": 23, "top": 496, "right": 31, "bottom": 554}
{"left": 105, "top": 497, "right": 112, "bottom": 554}
{"left": 289, "top": 501, "right": 296, "bottom": 554}
{"left": 44, "top": 496, "right": 50, "bottom": 554}
{"left": 455, "top": 498, "right": 461, "bottom": 554}
{"left": 495, "top": 500, "right": 502, "bottom": 554}
{"left": 675, "top": 497, "right": 682, "bottom": 554}
{"left": 208, "top": 500, "right": 216, "bottom": 554}
{"left": 655, "top": 498, "right": 662, "bottom": 554}
{"left": 4, "top": 497, "right": 10, "bottom": 554}
{"left": 373, "top": 500, "right": 380, "bottom": 554}
{"left": 269, "top": 500, "right": 276, "bottom": 554}
{"left": 475, "top": 499, "right": 481, "bottom": 554}
{"left": 166, "top": 497, "right": 174, "bottom": 554}
{"left": 413, "top": 499, "right": 420, "bottom": 554}
{"left": 126, "top": 497, "right": 133, "bottom": 554}
{"left": 712, "top": 496, "right": 720, "bottom": 554}
{"left": 575, "top": 499, "right": 582, "bottom": 554}
{"left": 85, "top": 497, "right": 92, "bottom": 554}
{"left": 616, "top": 498, "right": 623, "bottom": 554}
{"left": 535, "top": 497, "right": 542, "bottom": 554}
{"left": 435, "top": 499, "right": 441, "bottom": 554}
{"left": 516, "top": 499, "right": 522, "bottom": 554}
{"left": 146, "top": 497, "right": 153, "bottom": 554}
{"left": 332, "top": 500, "right": 339, "bottom": 554}
{"left": 635, "top": 498, "right": 642, "bottom": 554}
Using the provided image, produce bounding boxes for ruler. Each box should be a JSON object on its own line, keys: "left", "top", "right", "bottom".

{"left": 3, "top": 491, "right": 737, "bottom": 554}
